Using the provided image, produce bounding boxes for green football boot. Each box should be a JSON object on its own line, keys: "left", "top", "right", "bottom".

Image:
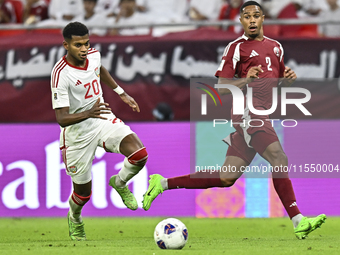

{"left": 294, "top": 214, "right": 327, "bottom": 239}
{"left": 109, "top": 175, "right": 138, "bottom": 210}
{"left": 142, "top": 174, "right": 164, "bottom": 211}
{"left": 67, "top": 212, "right": 86, "bottom": 241}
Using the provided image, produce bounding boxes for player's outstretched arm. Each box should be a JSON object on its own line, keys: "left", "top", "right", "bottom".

{"left": 99, "top": 66, "right": 140, "bottom": 112}
{"left": 100, "top": 66, "right": 120, "bottom": 90}
{"left": 217, "top": 77, "right": 247, "bottom": 95}
{"left": 217, "top": 65, "right": 264, "bottom": 95}
{"left": 119, "top": 93, "right": 140, "bottom": 112}
{"left": 55, "top": 98, "right": 111, "bottom": 127}
{"left": 279, "top": 66, "right": 297, "bottom": 87}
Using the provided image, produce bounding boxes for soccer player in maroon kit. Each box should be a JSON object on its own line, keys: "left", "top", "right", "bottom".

{"left": 142, "top": 1, "right": 326, "bottom": 239}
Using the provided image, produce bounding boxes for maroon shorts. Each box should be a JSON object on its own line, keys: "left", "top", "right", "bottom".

{"left": 224, "top": 115, "right": 279, "bottom": 164}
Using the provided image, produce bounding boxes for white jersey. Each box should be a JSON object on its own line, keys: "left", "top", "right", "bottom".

{"left": 50, "top": 48, "right": 135, "bottom": 183}
{"left": 51, "top": 48, "right": 115, "bottom": 145}
{"left": 51, "top": 48, "right": 102, "bottom": 113}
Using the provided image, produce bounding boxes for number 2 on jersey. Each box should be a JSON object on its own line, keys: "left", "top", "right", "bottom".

{"left": 266, "top": 57, "right": 272, "bottom": 71}
{"left": 84, "top": 80, "right": 100, "bottom": 99}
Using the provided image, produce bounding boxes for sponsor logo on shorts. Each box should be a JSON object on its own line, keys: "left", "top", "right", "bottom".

{"left": 54, "top": 93, "right": 58, "bottom": 100}
{"left": 69, "top": 166, "right": 77, "bottom": 173}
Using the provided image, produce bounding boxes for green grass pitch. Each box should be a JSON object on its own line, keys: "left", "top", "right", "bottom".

{"left": 0, "top": 217, "right": 338, "bottom": 255}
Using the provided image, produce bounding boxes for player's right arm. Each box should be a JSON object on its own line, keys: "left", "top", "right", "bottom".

{"left": 215, "top": 41, "right": 263, "bottom": 95}
{"left": 217, "top": 65, "right": 264, "bottom": 95}
{"left": 55, "top": 99, "right": 112, "bottom": 128}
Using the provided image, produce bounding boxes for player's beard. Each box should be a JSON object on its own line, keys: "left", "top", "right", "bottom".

{"left": 248, "top": 32, "right": 259, "bottom": 39}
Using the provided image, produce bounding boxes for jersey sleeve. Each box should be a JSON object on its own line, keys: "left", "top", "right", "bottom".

{"left": 88, "top": 48, "right": 102, "bottom": 69}
{"left": 97, "top": 51, "right": 102, "bottom": 69}
{"left": 51, "top": 71, "right": 70, "bottom": 109}
{"left": 215, "top": 42, "right": 240, "bottom": 78}
{"left": 278, "top": 43, "right": 285, "bottom": 78}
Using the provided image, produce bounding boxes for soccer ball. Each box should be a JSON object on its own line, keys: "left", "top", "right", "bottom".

{"left": 154, "top": 218, "right": 188, "bottom": 249}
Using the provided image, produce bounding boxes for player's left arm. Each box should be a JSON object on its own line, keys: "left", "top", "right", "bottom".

{"left": 100, "top": 66, "right": 140, "bottom": 112}
{"left": 279, "top": 66, "right": 297, "bottom": 87}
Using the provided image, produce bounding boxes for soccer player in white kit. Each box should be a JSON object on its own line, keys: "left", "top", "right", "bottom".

{"left": 51, "top": 22, "right": 148, "bottom": 241}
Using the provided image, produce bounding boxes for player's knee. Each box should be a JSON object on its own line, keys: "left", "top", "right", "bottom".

{"left": 71, "top": 191, "right": 92, "bottom": 206}
{"left": 128, "top": 147, "right": 148, "bottom": 167}
{"left": 220, "top": 178, "right": 237, "bottom": 187}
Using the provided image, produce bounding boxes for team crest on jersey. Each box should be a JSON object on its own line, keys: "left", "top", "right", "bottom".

{"left": 68, "top": 166, "right": 77, "bottom": 173}
{"left": 54, "top": 93, "right": 58, "bottom": 100}
{"left": 273, "top": 47, "right": 280, "bottom": 57}
{"left": 95, "top": 67, "right": 100, "bottom": 77}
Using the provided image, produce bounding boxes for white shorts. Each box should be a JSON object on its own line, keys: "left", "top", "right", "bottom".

{"left": 60, "top": 117, "right": 134, "bottom": 184}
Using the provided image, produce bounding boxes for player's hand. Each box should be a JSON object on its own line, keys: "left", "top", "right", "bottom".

{"left": 280, "top": 66, "right": 297, "bottom": 87}
{"left": 279, "top": 66, "right": 297, "bottom": 87}
{"left": 120, "top": 92, "right": 140, "bottom": 112}
{"left": 284, "top": 66, "right": 297, "bottom": 81}
{"left": 88, "top": 98, "right": 111, "bottom": 119}
{"left": 246, "top": 65, "right": 264, "bottom": 82}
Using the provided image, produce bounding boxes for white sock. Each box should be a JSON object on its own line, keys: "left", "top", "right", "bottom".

{"left": 115, "top": 174, "right": 127, "bottom": 188}
{"left": 68, "top": 196, "right": 83, "bottom": 224}
{"left": 117, "top": 157, "right": 142, "bottom": 184}
{"left": 292, "top": 213, "right": 304, "bottom": 228}
{"left": 160, "top": 178, "right": 168, "bottom": 190}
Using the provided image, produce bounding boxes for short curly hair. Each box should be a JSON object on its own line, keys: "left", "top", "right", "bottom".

{"left": 63, "top": 22, "right": 89, "bottom": 40}
{"left": 240, "top": 1, "right": 263, "bottom": 14}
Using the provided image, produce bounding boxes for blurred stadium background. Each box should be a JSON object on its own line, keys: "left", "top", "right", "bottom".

{"left": 0, "top": 0, "right": 340, "bottom": 220}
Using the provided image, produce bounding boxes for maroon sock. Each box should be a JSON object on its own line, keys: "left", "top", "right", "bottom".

{"left": 168, "top": 171, "right": 224, "bottom": 189}
{"left": 272, "top": 178, "right": 301, "bottom": 218}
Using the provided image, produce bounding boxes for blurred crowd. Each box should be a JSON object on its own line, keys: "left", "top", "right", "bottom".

{"left": 0, "top": 0, "right": 339, "bottom": 37}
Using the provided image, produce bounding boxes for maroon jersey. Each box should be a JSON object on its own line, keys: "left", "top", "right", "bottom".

{"left": 215, "top": 34, "right": 285, "bottom": 111}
